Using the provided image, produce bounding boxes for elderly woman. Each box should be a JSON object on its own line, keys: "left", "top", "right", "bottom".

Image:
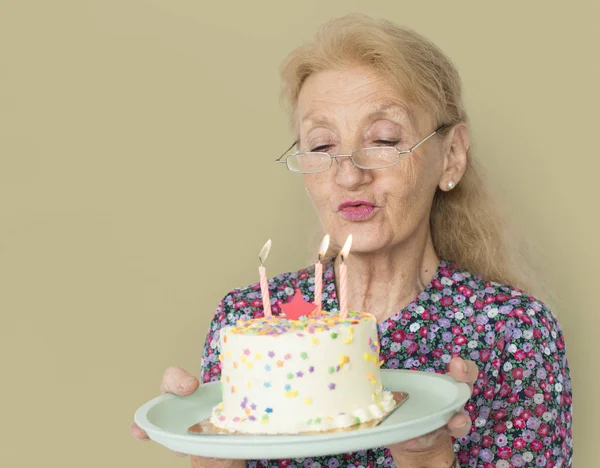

{"left": 131, "top": 14, "right": 573, "bottom": 468}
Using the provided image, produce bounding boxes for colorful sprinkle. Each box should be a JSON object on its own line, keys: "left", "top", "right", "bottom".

{"left": 311, "top": 337, "right": 319, "bottom": 345}
{"left": 284, "top": 384, "right": 291, "bottom": 391}
{"left": 228, "top": 311, "right": 369, "bottom": 336}
{"left": 328, "top": 366, "right": 335, "bottom": 374}
{"left": 300, "top": 352, "right": 308, "bottom": 360}
{"left": 243, "top": 348, "right": 250, "bottom": 355}
{"left": 304, "top": 397, "right": 312, "bottom": 404}
{"left": 287, "top": 372, "right": 294, "bottom": 380}
{"left": 255, "top": 352, "right": 262, "bottom": 360}
{"left": 284, "top": 353, "right": 292, "bottom": 360}
{"left": 285, "top": 390, "right": 298, "bottom": 398}
{"left": 330, "top": 332, "right": 338, "bottom": 339}
{"left": 264, "top": 381, "right": 271, "bottom": 388}
{"left": 364, "top": 353, "right": 378, "bottom": 364}
{"left": 276, "top": 360, "right": 284, "bottom": 368}
{"left": 264, "top": 364, "right": 272, "bottom": 371}
{"left": 268, "top": 351, "right": 275, "bottom": 358}
{"left": 296, "top": 371, "right": 304, "bottom": 378}
{"left": 368, "top": 336, "right": 378, "bottom": 352}
{"left": 265, "top": 408, "right": 273, "bottom": 413}
{"left": 309, "top": 366, "right": 315, "bottom": 373}
{"left": 329, "top": 383, "right": 336, "bottom": 390}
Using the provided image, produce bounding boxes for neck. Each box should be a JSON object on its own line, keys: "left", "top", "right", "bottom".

{"left": 334, "top": 230, "right": 440, "bottom": 322}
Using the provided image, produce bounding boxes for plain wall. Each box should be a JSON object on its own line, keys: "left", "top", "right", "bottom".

{"left": 1, "top": 1, "right": 598, "bottom": 466}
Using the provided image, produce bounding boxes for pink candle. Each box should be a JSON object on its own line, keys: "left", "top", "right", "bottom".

{"left": 258, "top": 239, "right": 272, "bottom": 318}
{"left": 259, "top": 266, "right": 272, "bottom": 318}
{"left": 338, "top": 235, "right": 352, "bottom": 319}
{"left": 314, "top": 234, "right": 330, "bottom": 312}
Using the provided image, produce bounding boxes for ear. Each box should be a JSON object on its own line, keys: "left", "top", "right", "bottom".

{"left": 439, "top": 123, "right": 469, "bottom": 192}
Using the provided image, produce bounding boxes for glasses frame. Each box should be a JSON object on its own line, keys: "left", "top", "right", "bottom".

{"left": 275, "top": 124, "right": 450, "bottom": 174}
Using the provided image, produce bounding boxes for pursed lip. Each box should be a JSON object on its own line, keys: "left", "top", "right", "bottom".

{"left": 337, "top": 200, "right": 376, "bottom": 211}
{"left": 337, "top": 200, "right": 379, "bottom": 221}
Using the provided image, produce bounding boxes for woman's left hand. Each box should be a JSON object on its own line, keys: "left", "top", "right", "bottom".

{"left": 387, "top": 357, "right": 478, "bottom": 463}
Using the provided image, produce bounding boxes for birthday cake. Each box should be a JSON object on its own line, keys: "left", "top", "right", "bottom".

{"left": 210, "top": 294, "right": 395, "bottom": 434}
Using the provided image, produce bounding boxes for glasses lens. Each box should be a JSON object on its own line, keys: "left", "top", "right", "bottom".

{"left": 353, "top": 147, "right": 399, "bottom": 169}
{"left": 287, "top": 153, "right": 331, "bottom": 173}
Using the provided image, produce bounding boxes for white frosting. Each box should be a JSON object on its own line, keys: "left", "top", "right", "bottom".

{"left": 210, "top": 311, "right": 395, "bottom": 434}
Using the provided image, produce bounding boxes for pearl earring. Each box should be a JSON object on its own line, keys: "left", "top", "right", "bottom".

{"left": 447, "top": 181, "right": 455, "bottom": 190}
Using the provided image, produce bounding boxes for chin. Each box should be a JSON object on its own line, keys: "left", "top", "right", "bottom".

{"left": 330, "top": 225, "right": 393, "bottom": 255}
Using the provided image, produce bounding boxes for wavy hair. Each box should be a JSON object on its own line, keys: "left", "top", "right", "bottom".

{"left": 280, "top": 13, "right": 535, "bottom": 291}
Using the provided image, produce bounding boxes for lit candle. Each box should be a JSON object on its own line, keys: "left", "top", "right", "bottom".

{"left": 258, "top": 239, "right": 272, "bottom": 318}
{"left": 314, "top": 234, "right": 330, "bottom": 312}
{"left": 338, "top": 235, "right": 352, "bottom": 319}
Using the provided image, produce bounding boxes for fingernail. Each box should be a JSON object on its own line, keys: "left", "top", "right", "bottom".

{"left": 456, "top": 419, "right": 468, "bottom": 428}
{"left": 179, "top": 376, "right": 196, "bottom": 390}
{"left": 463, "top": 361, "right": 469, "bottom": 373}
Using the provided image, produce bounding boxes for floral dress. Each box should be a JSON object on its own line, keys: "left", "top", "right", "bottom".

{"left": 200, "top": 261, "right": 573, "bottom": 468}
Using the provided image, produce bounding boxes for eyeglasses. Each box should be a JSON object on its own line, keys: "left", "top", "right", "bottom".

{"left": 275, "top": 124, "right": 450, "bottom": 174}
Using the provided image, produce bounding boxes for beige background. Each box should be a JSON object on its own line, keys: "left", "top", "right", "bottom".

{"left": 0, "top": 0, "right": 597, "bottom": 466}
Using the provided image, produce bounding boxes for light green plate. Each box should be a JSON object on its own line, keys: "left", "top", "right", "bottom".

{"left": 134, "top": 369, "right": 470, "bottom": 459}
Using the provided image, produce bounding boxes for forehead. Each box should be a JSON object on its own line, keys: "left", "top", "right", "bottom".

{"left": 295, "top": 66, "right": 418, "bottom": 130}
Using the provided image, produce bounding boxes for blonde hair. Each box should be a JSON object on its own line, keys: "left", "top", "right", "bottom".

{"left": 280, "top": 13, "right": 535, "bottom": 291}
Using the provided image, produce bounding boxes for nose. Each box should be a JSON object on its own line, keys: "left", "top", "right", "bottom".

{"left": 334, "top": 153, "right": 372, "bottom": 191}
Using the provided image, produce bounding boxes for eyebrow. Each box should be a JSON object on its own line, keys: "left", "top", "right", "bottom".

{"left": 300, "top": 101, "right": 411, "bottom": 127}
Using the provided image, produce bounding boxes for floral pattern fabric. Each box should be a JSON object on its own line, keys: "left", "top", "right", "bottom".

{"left": 200, "top": 260, "right": 573, "bottom": 467}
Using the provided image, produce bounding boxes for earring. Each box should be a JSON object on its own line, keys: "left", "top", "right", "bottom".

{"left": 446, "top": 181, "right": 455, "bottom": 190}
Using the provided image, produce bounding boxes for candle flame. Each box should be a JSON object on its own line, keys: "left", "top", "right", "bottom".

{"left": 259, "top": 239, "right": 272, "bottom": 265}
{"left": 318, "top": 234, "right": 330, "bottom": 259}
{"left": 340, "top": 234, "right": 352, "bottom": 260}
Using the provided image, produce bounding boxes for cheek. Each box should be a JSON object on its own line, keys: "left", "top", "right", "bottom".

{"left": 302, "top": 174, "right": 331, "bottom": 209}
{"left": 381, "top": 158, "right": 437, "bottom": 213}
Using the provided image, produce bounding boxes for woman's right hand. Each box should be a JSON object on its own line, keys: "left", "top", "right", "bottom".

{"left": 130, "top": 366, "right": 200, "bottom": 455}
{"left": 130, "top": 367, "right": 245, "bottom": 468}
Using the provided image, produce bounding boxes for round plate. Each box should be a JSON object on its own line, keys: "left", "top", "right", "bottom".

{"left": 134, "top": 369, "right": 470, "bottom": 459}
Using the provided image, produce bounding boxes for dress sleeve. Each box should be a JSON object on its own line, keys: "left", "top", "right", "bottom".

{"left": 200, "top": 294, "right": 235, "bottom": 384}
{"left": 457, "top": 300, "right": 573, "bottom": 467}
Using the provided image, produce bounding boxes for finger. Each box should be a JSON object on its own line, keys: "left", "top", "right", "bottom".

{"left": 447, "top": 411, "right": 472, "bottom": 438}
{"left": 391, "top": 427, "right": 448, "bottom": 452}
{"left": 448, "top": 357, "right": 478, "bottom": 389}
{"left": 160, "top": 366, "right": 199, "bottom": 395}
{"left": 130, "top": 422, "right": 150, "bottom": 441}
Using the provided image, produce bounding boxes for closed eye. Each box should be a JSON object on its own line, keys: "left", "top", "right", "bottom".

{"left": 310, "top": 145, "right": 333, "bottom": 153}
{"left": 374, "top": 140, "right": 400, "bottom": 146}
